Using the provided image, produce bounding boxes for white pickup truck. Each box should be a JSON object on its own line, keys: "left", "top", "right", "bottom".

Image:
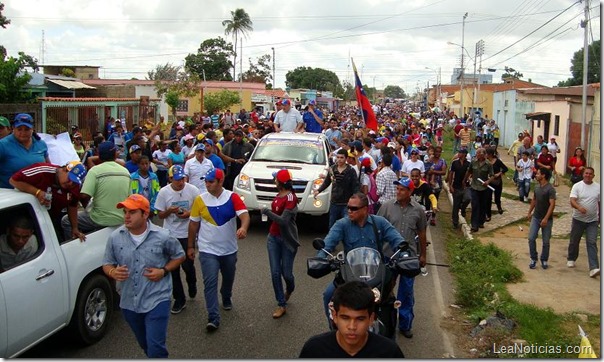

{"left": 0, "top": 189, "right": 116, "bottom": 357}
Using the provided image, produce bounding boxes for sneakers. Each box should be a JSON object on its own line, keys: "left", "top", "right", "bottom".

{"left": 589, "top": 268, "right": 600, "bottom": 278}
{"left": 222, "top": 299, "right": 233, "bottom": 311}
{"left": 400, "top": 329, "right": 413, "bottom": 339}
{"left": 529, "top": 259, "right": 537, "bottom": 269}
{"left": 272, "top": 306, "right": 287, "bottom": 319}
{"left": 541, "top": 260, "right": 548, "bottom": 270}
{"left": 524, "top": 196, "right": 529, "bottom": 202}
{"left": 206, "top": 321, "right": 219, "bottom": 332}
{"left": 171, "top": 301, "right": 186, "bottom": 314}
{"left": 567, "top": 260, "right": 576, "bottom": 268}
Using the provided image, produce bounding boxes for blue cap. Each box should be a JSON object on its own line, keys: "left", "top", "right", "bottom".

{"left": 393, "top": 177, "right": 415, "bottom": 191}
{"left": 308, "top": 100, "right": 316, "bottom": 105}
{"left": 13, "top": 113, "right": 33, "bottom": 128}
{"left": 201, "top": 168, "right": 224, "bottom": 182}
{"left": 65, "top": 161, "right": 87, "bottom": 185}
{"left": 169, "top": 165, "right": 186, "bottom": 181}
{"left": 203, "top": 139, "right": 214, "bottom": 147}
{"left": 195, "top": 143, "right": 206, "bottom": 152}
{"left": 129, "top": 144, "right": 141, "bottom": 153}
{"left": 98, "top": 141, "right": 117, "bottom": 158}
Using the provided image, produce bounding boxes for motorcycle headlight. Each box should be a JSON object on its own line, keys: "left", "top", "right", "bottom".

{"left": 237, "top": 173, "right": 251, "bottom": 191}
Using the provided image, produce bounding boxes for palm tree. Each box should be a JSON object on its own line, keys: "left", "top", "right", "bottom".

{"left": 222, "top": 8, "right": 253, "bottom": 81}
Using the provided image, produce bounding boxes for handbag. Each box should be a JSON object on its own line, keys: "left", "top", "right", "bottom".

{"left": 570, "top": 173, "right": 582, "bottom": 184}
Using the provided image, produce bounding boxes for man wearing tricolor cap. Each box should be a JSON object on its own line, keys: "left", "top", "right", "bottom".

{"left": 10, "top": 161, "right": 87, "bottom": 242}
{"left": 377, "top": 177, "right": 427, "bottom": 339}
{"left": 187, "top": 167, "right": 250, "bottom": 332}
{"left": 103, "top": 194, "right": 185, "bottom": 358}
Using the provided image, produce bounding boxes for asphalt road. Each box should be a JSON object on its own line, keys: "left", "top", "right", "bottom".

{"left": 21, "top": 212, "right": 457, "bottom": 358}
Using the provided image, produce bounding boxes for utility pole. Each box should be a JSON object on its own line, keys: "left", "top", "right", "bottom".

{"left": 459, "top": 12, "right": 468, "bottom": 119}
{"left": 272, "top": 47, "right": 276, "bottom": 107}
{"left": 580, "top": 0, "right": 589, "bottom": 149}
{"left": 472, "top": 39, "right": 485, "bottom": 116}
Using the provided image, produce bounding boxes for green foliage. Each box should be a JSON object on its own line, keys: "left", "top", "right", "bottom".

{"left": 341, "top": 81, "right": 355, "bottom": 101}
{"left": 203, "top": 90, "right": 240, "bottom": 115}
{"left": 241, "top": 54, "right": 272, "bottom": 86}
{"left": 185, "top": 37, "right": 234, "bottom": 81}
{"left": 0, "top": 51, "right": 38, "bottom": 103}
{"left": 285, "top": 66, "right": 342, "bottom": 94}
{"left": 147, "top": 63, "right": 180, "bottom": 81}
{"left": 222, "top": 8, "right": 253, "bottom": 80}
{"left": 0, "top": 3, "right": 10, "bottom": 29}
{"left": 60, "top": 68, "right": 76, "bottom": 78}
{"left": 501, "top": 66, "right": 523, "bottom": 80}
{"left": 383, "top": 85, "right": 406, "bottom": 98}
{"left": 557, "top": 40, "right": 600, "bottom": 86}
{"left": 165, "top": 91, "right": 180, "bottom": 119}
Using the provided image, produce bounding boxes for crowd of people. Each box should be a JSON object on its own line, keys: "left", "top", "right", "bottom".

{"left": 0, "top": 99, "right": 599, "bottom": 357}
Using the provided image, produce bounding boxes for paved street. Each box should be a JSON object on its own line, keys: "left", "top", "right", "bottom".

{"left": 21, "top": 213, "right": 458, "bottom": 358}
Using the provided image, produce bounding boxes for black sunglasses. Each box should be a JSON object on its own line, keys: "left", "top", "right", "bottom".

{"left": 347, "top": 205, "right": 366, "bottom": 212}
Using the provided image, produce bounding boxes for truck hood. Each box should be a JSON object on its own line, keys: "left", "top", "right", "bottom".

{"left": 240, "top": 161, "right": 329, "bottom": 180}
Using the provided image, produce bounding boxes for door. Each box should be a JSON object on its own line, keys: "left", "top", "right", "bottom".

{"left": 0, "top": 204, "right": 66, "bottom": 357}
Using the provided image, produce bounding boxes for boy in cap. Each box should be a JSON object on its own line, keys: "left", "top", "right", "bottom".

{"left": 103, "top": 194, "right": 185, "bottom": 358}
{"left": 10, "top": 161, "right": 87, "bottom": 242}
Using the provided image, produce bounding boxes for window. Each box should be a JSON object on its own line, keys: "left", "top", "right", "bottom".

{"left": 0, "top": 204, "right": 43, "bottom": 272}
{"left": 554, "top": 115, "right": 560, "bottom": 135}
{"left": 176, "top": 100, "right": 188, "bottom": 112}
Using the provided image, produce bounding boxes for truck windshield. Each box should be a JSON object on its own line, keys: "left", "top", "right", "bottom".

{"left": 251, "top": 139, "right": 326, "bottom": 165}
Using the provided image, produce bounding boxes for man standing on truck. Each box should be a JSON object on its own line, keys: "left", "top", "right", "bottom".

{"left": 10, "top": 161, "right": 87, "bottom": 242}
{"left": 103, "top": 194, "right": 185, "bottom": 358}
{"left": 62, "top": 141, "right": 131, "bottom": 238}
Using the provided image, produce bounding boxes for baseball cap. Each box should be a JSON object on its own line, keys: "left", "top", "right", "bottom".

{"left": 387, "top": 142, "right": 396, "bottom": 149}
{"left": 410, "top": 149, "right": 419, "bottom": 155}
{"left": 132, "top": 126, "right": 143, "bottom": 134}
{"left": 0, "top": 116, "right": 10, "bottom": 127}
{"left": 393, "top": 177, "right": 415, "bottom": 191}
{"left": 280, "top": 99, "right": 291, "bottom": 106}
{"left": 13, "top": 113, "right": 34, "bottom": 128}
{"left": 196, "top": 133, "right": 205, "bottom": 141}
{"left": 360, "top": 157, "right": 372, "bottom": 169}
{"left": 116, "top": 194, "right": 150, "bottom": 213}
{"left": 98, "top": 141, "right": 117, "bottom": 158}
{"left": 65, "top": 161, "right": 87, "bottom": 185}
{"left": 308, "top": 100, "right": 316, "bottom": 106}
{"left": 550, "top": 136, "right": 556, "bottom": 140}
{"left": 348, "top": 140, "right": 362, "bottom": 148}
{"left": 272, "top": 169, "right": 292, "bottom": 183}
{"left": 203, "top": 139, "right": 214, "bottom": 147}
{"left": 347, "top": 150, "right": 356, "bottom": 158}
{"left": 168, "top": 165, "right": 186, "bottom": 181}
{"left": 184, "top": 134, "right": 194, "bottom": 141}
{"left": 129, "top": 144, "right": 141, "bottom": 153}
{"left": 201, "top": 168, "right": 224, "bottom": 182}
{"left": 195, "top": 143, "right": 206, "bottom": 152}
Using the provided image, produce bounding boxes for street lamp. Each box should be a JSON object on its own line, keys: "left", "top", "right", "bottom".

{"left": 425, "top": 66, "right": 441, "bottom": 109}
{"left": 448, "top": 12, "right": 468, "bottom": 118}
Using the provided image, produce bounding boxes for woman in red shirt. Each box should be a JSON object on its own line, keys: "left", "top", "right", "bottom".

{"left": 568, "top": 147, "right": 586, "bottom": 184}
{"left": 261, "top": 169, "right": 299, "bottom": 319}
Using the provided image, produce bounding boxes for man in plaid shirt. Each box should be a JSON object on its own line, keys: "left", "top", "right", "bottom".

{"left": 375, "top": 153, "right": 398, "bottom": 213}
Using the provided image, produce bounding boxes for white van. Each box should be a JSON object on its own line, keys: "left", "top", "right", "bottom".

{"left": 233, "top": 132, "right": 332, "bottom": 216}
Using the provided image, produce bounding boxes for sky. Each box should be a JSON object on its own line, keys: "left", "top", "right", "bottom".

{"left": 2, "top": 0, "right": 601, "bottom": 95}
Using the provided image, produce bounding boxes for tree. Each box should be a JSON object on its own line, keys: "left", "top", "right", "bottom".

{"left": 0, "top": 51, "right": 38, "bottom": 103}
{"left": 147, "top": 63, "right": 180, "bottom": 81}
{"left": 203, "top": 90, "right": 240, "bottom": 115}
{"left": 501, "top": 66, "right": 523, "bottom": 81}
{"left": 60, "top": 68, "right": 76, "bottom": 78}
{"left": 164, "top": 91, "right": 181, "bottom": 121}
{"left": 185, "top": 37, "right": 234, "bottom": 81}
{"left": 0, "top": 3, "right": 9, "bottom": 29}
{"left": 557, "top": 39, "right": 600, "bottom": 87}
{"left": 222, "top": 8, "right": 253, "bottom": 81}
{"left": 383, "top": 85, "right": 406, "bottom": 99}
{"left": 341, "top": 81, "right": 355, "bottom": 101}
{"left": 285, "top": 67, "right": 341, "bottom": 91}
{"left": 240, "top": 54, "right": 272, "bottom": 87}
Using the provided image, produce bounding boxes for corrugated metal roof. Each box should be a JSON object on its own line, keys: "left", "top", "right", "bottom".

{"left": 47, "top": 79, "right": 96, "bottom": 89}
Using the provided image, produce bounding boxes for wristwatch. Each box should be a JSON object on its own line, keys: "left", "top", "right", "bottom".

{"left": 162, "top": 267, "right": 169, "bottom": 277}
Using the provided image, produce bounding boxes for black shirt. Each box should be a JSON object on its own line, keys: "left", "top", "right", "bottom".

{"left": 299, "top": 331, "right": 405, "bottom": 358}
{"left": 449, "top": 158, "right": 470, "bottom": 189}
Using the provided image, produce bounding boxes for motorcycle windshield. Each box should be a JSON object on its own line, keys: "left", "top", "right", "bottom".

{"left": 345, "top": 247, "right": 382, "bottom": 281}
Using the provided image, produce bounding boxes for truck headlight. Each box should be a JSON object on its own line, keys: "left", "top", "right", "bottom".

{"left": 237, "top": 173, "right": 251, "bottom": 191}
{"left": 312, "top": 178, "right": 324, "bottom": 191}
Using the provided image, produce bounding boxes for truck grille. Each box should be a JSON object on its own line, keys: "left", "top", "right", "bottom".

{"left": 253, "top": 177, "right": 308, "bottom": 203}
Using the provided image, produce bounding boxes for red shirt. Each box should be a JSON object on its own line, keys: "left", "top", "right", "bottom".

{"left": 454, "top": 124, "right": 463, "bottom": 139}
{"left": 569, "top": 157, "right": 586, "bottom": 176}
{"left": 269, "top": 192, "right": 297, "bottom": 236}
{"left": 11, "top": 163, "right": 81, "bottom": 219}
{"left": 537, "top": 153, "right": 554, "bottom": 168}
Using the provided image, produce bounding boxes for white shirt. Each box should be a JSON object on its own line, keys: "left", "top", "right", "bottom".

{"left": 402, "top": 159, "right": 426, "bottom": 176}
{"left": 546, "top": 142, "right": 560, "bottom": 155}
{"left": 517, "top": 159, "right": 534, "bottom": 180}
{"left": 152, "top": 149, "right": 173, "bottom": 171}
{"left": 155, "top": 183, "right": 201, "bottom": 238}
{"left": 274, "top": 109, "right": 303, "bottom": 132}
{"left": 184, "top": 156, "right": 213, "bottom": 193}
{"left": 570, "top": 181, "right": 600, "bottom": 223}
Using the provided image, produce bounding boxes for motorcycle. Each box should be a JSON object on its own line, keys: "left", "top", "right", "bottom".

{"left": 307, "top": 238, "right": 419, "bottom": 339}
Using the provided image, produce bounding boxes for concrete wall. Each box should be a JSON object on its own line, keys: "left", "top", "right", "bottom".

{"left": 493, "top": 90, "right": 534, "bottom": 149}
{"left": 532, "top": 101, "right": 570, "bottom": 175}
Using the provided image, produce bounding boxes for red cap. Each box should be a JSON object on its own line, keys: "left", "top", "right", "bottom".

{"left": 360, "top": 157, "right": 372, "bottom": 168}
{"left": 273, "top": 169, "right": 292, "bottom": 183}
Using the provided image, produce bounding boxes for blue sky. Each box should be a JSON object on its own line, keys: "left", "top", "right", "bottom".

{"left": 2, "top": 0, "right": 600, "bottom": 94}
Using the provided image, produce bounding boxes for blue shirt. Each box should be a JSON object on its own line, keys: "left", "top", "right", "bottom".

{"left": 303, "top": 109, "right": 324, "bottom": 133}
{"left": 320, "top": 214, "right": 404, "bottom": 258}
{"left": 207, "top": 153, "right": 225, "bottom": 170}
{"left": 168, "top": 151, "right": 185, "bottom": 166}
{"left": 125, "top": 160, "right": 139, "bottom": 174}
{"left": 391, "top": 155, "right": 401, "bottom": 173}
{"left": 325, "top": 128, "right": 342, "bottom": 149}
{"left": 0, "top": 134, "right": 48, "bottom": 188}
{"left": 103, "top": 222, "right": 185, "bottom": 313}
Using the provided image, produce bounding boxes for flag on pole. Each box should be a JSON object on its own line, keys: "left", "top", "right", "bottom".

{"left": 578, "top": 325, "right": 597, "bottom": 358}
{"left": 351, "top": 58, "right": 378, "bottom": 132}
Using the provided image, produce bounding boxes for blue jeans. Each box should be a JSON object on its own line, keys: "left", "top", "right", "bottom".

{"left": 199, "top": 251, "right": 237, "bottom": 324}
{"left": 267, "top": 234, "right": 297, "bottom": 307}
{"left": 568, "top": 219, "right": 600, "bottom": 270}
{"left": 518, "top": 179, "right": 531, "bottom": 200}
{"left": 322, "top": 281, "right": 337, "bottom": 329}
{"left": 528, "top": 216, "right": 552, "bottom": 261}
{"left": 122, "top": 300, "right": 170, "bottom": 358}
{"left": 329, "top": 203, "right": 348, "bottom": 228}
{"left": 397, "top": 275, "right": 415, "bottom": 331}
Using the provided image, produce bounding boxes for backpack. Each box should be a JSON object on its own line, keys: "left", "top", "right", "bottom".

{"left": 367, "top": 174, "right": 379, "bottom": 204}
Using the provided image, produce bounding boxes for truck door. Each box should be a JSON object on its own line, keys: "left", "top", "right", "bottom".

{"left": 0, "top": 204, "right": 66, "bottom": 357}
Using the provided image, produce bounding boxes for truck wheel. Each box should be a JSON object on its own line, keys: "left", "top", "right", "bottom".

{"left": 68, "top": 274, "right": 114, "bottom": 345}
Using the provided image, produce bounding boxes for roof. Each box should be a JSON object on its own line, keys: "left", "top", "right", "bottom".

{"left": 438, "top": 79, "right": 548, "bottom": 94}
{"left": 82, "top": 78, "right": 268, "bottom": 91}
{"left": 525, "top": 111, "right": 551, "bottom": 118}
{"left": 47, "top": 79, "right": 96, "bottom": 90}
{"left": 519, "top": 84, "right": 596, "bottom": 97}
{"left": 38, "top": 97, "right": 160, "bottom": 102}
